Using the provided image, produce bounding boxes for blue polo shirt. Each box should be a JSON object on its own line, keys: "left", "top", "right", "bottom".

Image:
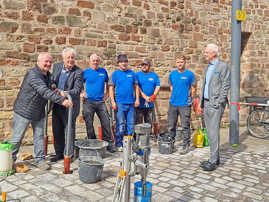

{"left": 136, "top": 71, "right": 160, "bottom": 108}
{"left": 169, "top": 69, "right": 195, "bottom": 106}
{"left": 109, "top": 69, "right": 137, "bottom": 104}
{"left": 204, "top": 59, "right": 218, "bottom": 99}
{"left": 84, "top": 67, "right": 108, "bottom": 101}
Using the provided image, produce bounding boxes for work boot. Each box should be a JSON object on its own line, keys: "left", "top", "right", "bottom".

{"left": 107, "top": 144, "right": 117, "bottom": 153}
{"left": 36, "top": 161, "right": 50, "bottom": 170}
{"left": 180, "top": 144, "right": 190, "bottom": 155}
{"left": 50, "top": 154, "right": 64, "bottom": 162}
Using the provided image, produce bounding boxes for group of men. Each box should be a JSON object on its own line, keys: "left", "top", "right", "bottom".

{"left": 10, "top": 43, "right": 230, "bottom": 172}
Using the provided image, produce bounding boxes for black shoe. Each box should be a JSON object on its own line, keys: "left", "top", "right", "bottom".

{"left": 201, "top": 162, "right": 218, "bottom": 171}
{"left": 180, "top": 145, "right": 190, "bottom": 155}
{"left": 107, "top": 145, "right": 117, "bottom": 153}
{"left": 200, "top": 159, "right": 220, "bottom": 167}
{"left": 50, "top": 155, "right": 64, "bottom": 162}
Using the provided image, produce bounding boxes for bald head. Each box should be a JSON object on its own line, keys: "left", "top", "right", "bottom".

{"left": 37, "top": 52, "right": 53, "bottom": 74}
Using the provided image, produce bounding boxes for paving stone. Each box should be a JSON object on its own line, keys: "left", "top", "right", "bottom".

{"left": 8, "top": 189, "right": 30, "bottom": 199}
{"left": 0, "top": 181, "right": 18, "bottom": 192}
{"left": 243, "top": 192, "right": 264, "bottom": 200}
{"left": 202, "top": 197, "right": 218, "bottom": 202}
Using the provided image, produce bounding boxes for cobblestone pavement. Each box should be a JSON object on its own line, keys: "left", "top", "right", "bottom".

{"left": 1, "top": 128, "right": 269, "bottom": 202}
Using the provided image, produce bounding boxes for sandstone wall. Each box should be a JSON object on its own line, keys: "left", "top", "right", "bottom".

{"left": 0, "top": 0, "right": 268, "bottom": 141}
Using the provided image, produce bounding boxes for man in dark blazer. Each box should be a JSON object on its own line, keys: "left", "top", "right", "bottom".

{"left": 50, "top": 48, "right": 83, "bottom": 162}
{"left": 200, "top": 43, "right": 231, "bottom": 171}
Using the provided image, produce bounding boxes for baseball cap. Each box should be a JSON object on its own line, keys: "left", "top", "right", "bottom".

{"left": 117, "top": 54, "right": 128, "bottom": 63}
{"left": 141, "top": 60, "right": 151, "bottom": 65}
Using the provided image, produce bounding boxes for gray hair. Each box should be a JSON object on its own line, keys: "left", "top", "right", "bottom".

{"left": 89, "top": 53, "right": 100, "bottom": 61}
{"left": 206, "top": 43, "right": 219, "bottom": 56}
{"left": 62, "top": 48, "right": 76, "bottom": 58}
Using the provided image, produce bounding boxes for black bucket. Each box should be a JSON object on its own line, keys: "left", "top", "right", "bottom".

{"left": 158, "top": 133, "right": 175, "bottom": 154}
{"left": 79, "top": 156, "right": 104, "bottom": 183}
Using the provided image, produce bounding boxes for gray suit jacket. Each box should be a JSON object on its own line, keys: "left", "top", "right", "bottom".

{"left": 200, "top": 59, "right": 231, "bottom": 109}
{"left": 51, "top": 62, "right": 83, "bottom": 117}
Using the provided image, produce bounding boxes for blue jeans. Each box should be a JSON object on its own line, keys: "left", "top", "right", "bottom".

{"left": 115, "top": 103, "right": 134, "bottom": 147}
{"left": 10, "top": 112, "right": 45, "bottom": 163}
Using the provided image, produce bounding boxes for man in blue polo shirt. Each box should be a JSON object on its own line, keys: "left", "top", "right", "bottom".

{"left": 135, "top": 60, "right": 160, "bottom": 126}
{"left": 109, "top": 54, "right": 140, "bottom": 151}
{"left": 81, "top": 53, "right": 116, "bottom": 153}
{"left": 168, "top": 55, "right": 196, "bottom": 155}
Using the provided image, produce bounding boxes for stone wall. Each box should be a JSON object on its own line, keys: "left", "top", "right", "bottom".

{"left": 0, "top": 0, "right": 269, "bottom": 141}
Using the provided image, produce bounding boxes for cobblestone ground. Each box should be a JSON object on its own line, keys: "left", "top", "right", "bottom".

{"left": 1, "top": 129, "right": 269, "bottom": 202}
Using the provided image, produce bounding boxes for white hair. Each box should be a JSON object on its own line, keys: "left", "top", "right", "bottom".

{"left": 206, "top": 43, "right": 219, "bottom": 56}
{"left": 62, "top": 48, "right": 76, "bottom": 58}
{"left": 90, "top": 53, "right": 100, "bottom": 61}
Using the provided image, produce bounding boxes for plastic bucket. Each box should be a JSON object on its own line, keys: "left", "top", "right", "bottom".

{"left": 0, "top": 142, "right": 14, "bottom": 176}
{"left": 78, "top": 156, "right": 104, "bottom": 183}
{"left": 134, "top": 181, "right": 152, "bottom": 202}
{"left": 158, "top": 133, "right": 174, "bottom": 154}
{"left": 75, "top": 139, "right": 108, "bottom": 158}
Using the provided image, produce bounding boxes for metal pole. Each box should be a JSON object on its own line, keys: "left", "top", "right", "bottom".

{"left": 63, "top": 93, "right": 73, "bottom": 174}
{"left": 122, "top": 136, "right": 132, "bottom": 202}
{"left": 229, "top": 0, "right": 242, "bottom": 146}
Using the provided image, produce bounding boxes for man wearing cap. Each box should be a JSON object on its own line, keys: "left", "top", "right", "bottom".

{"left": 168, "top": 55, "right": 196, "bottom": 155}
{"left": 109, "top": 54, "right": 140, "bottom": 151}
{"left": 135, "top": 60, "right": 160, "bottom": 127}
{"left": 81, "top": 53, "right": 116, "bottom": 153}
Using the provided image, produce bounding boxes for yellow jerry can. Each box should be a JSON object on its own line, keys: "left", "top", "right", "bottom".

{"left": 193, "top": 129, "right": 204, "bottom": 148}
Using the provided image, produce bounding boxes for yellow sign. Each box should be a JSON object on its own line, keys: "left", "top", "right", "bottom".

{"left": 236, "top": 10, "right": 246, "bottom": 21}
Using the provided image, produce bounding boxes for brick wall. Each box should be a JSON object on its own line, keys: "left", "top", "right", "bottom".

{"left": 0, "top": 0, "right": 269, "bottom": 141}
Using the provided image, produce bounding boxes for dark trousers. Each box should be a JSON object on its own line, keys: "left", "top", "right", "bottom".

{"left": 82, "top": 99, "right": 112, "bottom": 143}
{"left": 52, "top": 104, "right": 77, "bottom": 157}
{"left": 168, "top": 104, "right": 191, "bottom": 146}
{"left": 135, "top": 107, "right": 154, "bottom": 125}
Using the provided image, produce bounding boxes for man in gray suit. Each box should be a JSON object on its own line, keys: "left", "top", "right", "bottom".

{"left": 50, "top": 48, "right": 83, "bottom": 162}
{"left": 200, "top": 43, "right": 231, "bottom": 171}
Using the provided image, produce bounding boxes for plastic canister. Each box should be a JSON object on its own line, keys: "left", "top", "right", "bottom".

{"left": 193, "top": 129, "right": 204, "bottom": 148}
{"left": 134, "top": 181, "right": 152, "bottom": 202}
{"left": 0, "top": 142, "right": 14, "bottom": 176}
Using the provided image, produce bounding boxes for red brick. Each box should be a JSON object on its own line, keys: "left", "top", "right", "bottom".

{"left": 4, "top": 11, "right": 19, "bottom": 20}
{"left": 161, "top": 45, "right": 170, "bottom": 51}
{"left": 87, "top": 39, "right": 96, "bottom": 46}
{"left": 264, "top": 10, "right": 269, "bottom": 17}
{"left": 135, "top": 46, "right": 147, "bottom": 53}
{"left": 6, "top": 51, "right": 20, "bottom": 59}
{"left": 133, "top": 0, "right": 141, "bottom": 7}
{"left": 172, "top": 24, "right": 179, "bottom": 30}
{"left": 47, "top": 28, "right": 57, "bottom": 34}
{"left": 7, "top": 78, "right": 20, "bottom": 87}
{"left": 97, "top": 40, "right": 107, "bottom": 47}
{"left": 33, "top": 28, "right": 45, "bottom": 32}
{"left": 158, "top": 0, "right": 168, "bottom": 6}
{"left": 0, "top": 98, "right": 4, "bottom": 108}
{"left": 6, "top": 97, "right": 15, "bottom": 108}
{"left": 37, "top": 15, "right": 48, "bottom": 23}
{"left": 170, "top": 1, "right": 177, "bottom": 9}
{"left": 111, "top": 25, "right": 125, "bottom": 32}
{"left": 58, "top": 27, "right": 72, "bottom": 35}
{"left": 74, "top": 29, "right": 82, "bottom": 37}
{"left": 119, "top": 33, "right": 130, "bottom": 41}
{"left": 77, "top": 1, "right": 94, "bottom": 9}
{"left": 69, "top": 38, "right": 82, "bottom": 45}
{"left": 23, "top": 43, "right": 35, "bottom": 53}
{"left": 28, "top": 35, "right": 41, "bottom": 44}
{"left": 0, "top": 80, "right": 5, "bottom": 86}
{"left": 37, "top": 45, "right": 48, "bottom": 52}
{"left": 22, "top": 11, "right": 34, "bottom": 21}
{"left": 56, "top": 37, "right": 66, "bottom": 45}
{"left": 161, "top": 7, "right": 169, "bottom": 13}
{"left": 68, "top": 8, "right": 81, "bottom": 16}
{"left": 131, "top": 34, "right": 142, "bottom": 42}
{"left": 43, "top": 39, "right": 53, "bottom": 45}
{"left": 144, "top": 3, "right": 150, "bottom": 10}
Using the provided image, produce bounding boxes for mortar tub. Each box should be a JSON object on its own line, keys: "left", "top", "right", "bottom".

{"left": 75, "top": 139, "right": 108, "bottom": 158}
{"left": 79, "top": 156, "right": 104, "bottom": 183}
{"left": 158, "top": 133, "right": 175, "bottom": 154}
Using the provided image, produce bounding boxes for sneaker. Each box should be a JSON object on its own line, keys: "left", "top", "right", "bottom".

{"left": 117, "top": 147, "right": 123, "bottom": 152}
{"left": 180, "top": 145, "right": 190, "bottom": 155}
{"left": 36, "top": 161, "right": 50, "bottom": 170}
{"left": 107, "top": 145, "right": 117, "bottom": 153}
